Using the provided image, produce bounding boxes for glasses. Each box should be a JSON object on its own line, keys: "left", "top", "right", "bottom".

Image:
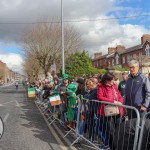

{"left": 129, "top": 66, "right": 138, "bottom": 69}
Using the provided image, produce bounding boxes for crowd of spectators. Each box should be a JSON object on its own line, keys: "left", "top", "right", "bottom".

{"left": 24, "top": 60, "right": 150, "bottom": 150}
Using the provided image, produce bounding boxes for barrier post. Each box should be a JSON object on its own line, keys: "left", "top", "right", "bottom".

{"left": 137, "top": 112, "right": 150, "bottom": 150}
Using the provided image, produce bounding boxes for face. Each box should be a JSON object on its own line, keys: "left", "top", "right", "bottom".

{"left": 128, "top": 64, "right": 139, "bottom": 76}
{"left": 86, "top": 80, "right": 97, "bottom": 90}
{"left": 63, "top": 79, "right": 69, "bottom": 84}
{"left": 54, "top": 79, "right": 58, "bottom": 84}
{"left": 106, "top": 79, "right": 114, "bottom": 85}
{"left": 122, "top": 74, "right": 128, "bottom": 81}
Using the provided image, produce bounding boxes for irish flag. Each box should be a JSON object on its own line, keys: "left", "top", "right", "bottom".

{"left": 28, "top": 88, "right": 36, "bottom": 98}
{"left": 49, "top": 95, "right": 62, "bottom": 106}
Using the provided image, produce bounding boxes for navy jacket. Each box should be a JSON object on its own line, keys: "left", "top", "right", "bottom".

{"left": 125, "top": 72, "right": 150, "bottom": 108}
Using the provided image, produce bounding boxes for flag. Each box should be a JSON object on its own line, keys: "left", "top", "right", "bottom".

{"left": 28, "top": 88, "right": 36, "bottom": 98}
{"left": 49, "top": 95, "right": 62, "bottom": 106}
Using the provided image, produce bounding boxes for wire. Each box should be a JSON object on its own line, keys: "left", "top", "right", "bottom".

{"left": 0, "top": 14, "right": 149, "bottom": 24}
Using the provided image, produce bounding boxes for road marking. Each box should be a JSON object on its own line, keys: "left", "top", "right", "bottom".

{"left": 0, "top": 100, "right": 15, "bottom": 106}
{"left": 15, "top": 100, "right": 20, "bottom": 107}
{"left": 3, "top": 113, "right": 9, "bottom": 123}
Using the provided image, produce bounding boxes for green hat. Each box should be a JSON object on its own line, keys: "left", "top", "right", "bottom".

{"left": 67, "top": 83, "right": 77, "bottom": 92}
{"left": 62, "top": 73, "right": 69, "bottom": 80}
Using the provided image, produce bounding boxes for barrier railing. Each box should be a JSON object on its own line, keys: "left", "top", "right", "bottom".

{"left": 66, "top": 99, "right": 141, "bottom": 150}
{"left": 137, "top": 112, "right": 150, "bottom": 150}
{"left": 33, "top": 89, "right": 150, "bottom": 150}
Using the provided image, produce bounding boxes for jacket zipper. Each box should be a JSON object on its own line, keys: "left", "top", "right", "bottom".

{"left": 130, "top": 78, "right": 134, "bottom": 105}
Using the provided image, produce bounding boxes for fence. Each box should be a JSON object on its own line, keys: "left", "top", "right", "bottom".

{"left": 31, "top": 86, "right": 149, "bottom": 150}
{"left": 65, "top": 99, "right": 141, "bottom": 150}
{"left": 137, "top": 112, "right": 150, "bottom": 150}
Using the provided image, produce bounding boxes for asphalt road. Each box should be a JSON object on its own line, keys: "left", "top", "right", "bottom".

{"left": 0, "top": 84, "right": 63, "bottom": 150}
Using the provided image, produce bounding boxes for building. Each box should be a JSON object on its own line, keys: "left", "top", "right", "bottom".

{"left": 92, "top": 35, "right": 150, "bottom": 69}
{"left": 0, "top": 60, "right": 16, "bottom": 83}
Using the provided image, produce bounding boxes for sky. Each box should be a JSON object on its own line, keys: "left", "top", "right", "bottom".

{"left": 0, "top": 0, "right": 150, "bottom": 74}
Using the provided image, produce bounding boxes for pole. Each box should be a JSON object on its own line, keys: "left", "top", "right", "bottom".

{"left": 61, "top": 0, "right": 65, "bottom": 74}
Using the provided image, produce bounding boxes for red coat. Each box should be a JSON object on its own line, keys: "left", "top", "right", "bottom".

{"left": 97, "top": 82, "right": 124, "bottom": 116}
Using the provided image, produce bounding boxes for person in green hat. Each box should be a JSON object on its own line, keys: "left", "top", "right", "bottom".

{"left": 66, "top": 83, "right": 77, "bottom": 128}
{"left": 57, "top": 73, "right": 70, "bottom": 128}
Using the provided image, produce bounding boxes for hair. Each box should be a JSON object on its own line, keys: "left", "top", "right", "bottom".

{"left": 128, "top": 60, "right": 139, "bottom": 67}
{"left": 101, "top": 72, "right": 115, "bottom": 85}
{"left": 122, "top": 71, "right": 128, "bottom": 75}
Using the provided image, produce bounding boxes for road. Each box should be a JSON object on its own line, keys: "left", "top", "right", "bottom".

{"left": 0, "top": 84, "right": 63, "bottom": 150}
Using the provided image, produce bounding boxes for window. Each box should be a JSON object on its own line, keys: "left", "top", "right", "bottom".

{"left": 112, "top": 59, "right": 114, "bottom": 65}
{"left": 115, "top": 54, "right": 119, "bottom": 65}
{"left": 139, "top": 52, "right": 142, "bottom": 58}
{"left": 108, "top": 60, "right": 111, "bottom": 66}
{"left": 127, "top": 55, "right": 130, "bottom": 62}
{"left": 145, "top": 44, "right": 150, "bottom": 57}
{"left": 122, "top": 57, "right": 125, "bottom": 64}
{"left": 133, "top": 54, "right": 136, "bottom": 59}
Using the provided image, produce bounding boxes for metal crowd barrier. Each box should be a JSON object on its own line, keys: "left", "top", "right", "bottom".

{"left": 64, "top": 99, "right": 141, "bottom": 150}
{"left": 33, "top": 90, "right": 150, "bottom": 150}
{"left": 137, "top": 112, "right": 150, "bottom": 150}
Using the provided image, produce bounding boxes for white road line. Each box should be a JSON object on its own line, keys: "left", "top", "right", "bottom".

{"left": 3, "top": 113, "right": 9, "bottom": 123}
{"left": 15, "top": 100, "right": 20, "bottom": 107}
{"left": 0, "top": 100, "right": 15, "bottom": 106}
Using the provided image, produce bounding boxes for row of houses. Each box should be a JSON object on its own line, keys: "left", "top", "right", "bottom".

{"left": 92, "top": 35, "right": 150, "bottom": 69}
{"left": 0, "top": 60, "right": 25, "bottom": 84}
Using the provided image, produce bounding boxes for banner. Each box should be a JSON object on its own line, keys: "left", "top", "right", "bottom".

{"left": 28, "top": 88, "right": 36, "bottom": 98}
{"left": 49, "top": 95, "right": 62, "bottom": 106}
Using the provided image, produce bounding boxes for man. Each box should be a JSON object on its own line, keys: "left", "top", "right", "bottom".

{"left": 76, "top": 78, "right": 87, "bottom": 97}
{"left": 118, "top": 71, "right": 128, "bottom": 99}
{"left": 57, "top": 74, "right": 70, "bottom": 129}
{"left": 125, "top": 60, "right": 150, "bottom": 119}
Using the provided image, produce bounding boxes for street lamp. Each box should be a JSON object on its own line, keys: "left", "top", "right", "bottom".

{"left": 61, "top": 0, "right": 65, "bottom": 74}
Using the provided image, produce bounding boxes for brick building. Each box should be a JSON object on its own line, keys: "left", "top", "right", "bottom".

{"left": 92, "top": 35, "right": 150, "bottom": 69}
{"left": 0, "top": 60, "right": 16, "bottom": 83}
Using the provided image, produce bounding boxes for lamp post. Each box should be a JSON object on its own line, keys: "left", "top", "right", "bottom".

{"left": 61, "top": 0, "right": 65, "bottom": 74}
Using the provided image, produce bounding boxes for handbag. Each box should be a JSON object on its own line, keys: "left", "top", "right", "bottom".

{"left": 104, "top": 86, "right": 120, "bottom": 117}
{"left": 104, "top": 105, "right": 119, "bottom": 116}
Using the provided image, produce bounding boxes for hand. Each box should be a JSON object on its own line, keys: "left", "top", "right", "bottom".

{"left": 114, "top": 101, "right": 122, "bottom": 105}
{"left": 60, "top": 91, "right": 64, "bottom": 95}
{"left": 140, "top": 105, "right": 147, "bottom": 112}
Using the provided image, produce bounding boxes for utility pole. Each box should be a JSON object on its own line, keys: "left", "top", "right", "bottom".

{"left": 61, "top": 0, "right": 65, "bottom": 74}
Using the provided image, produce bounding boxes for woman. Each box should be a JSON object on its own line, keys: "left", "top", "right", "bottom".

{"left": 97, "top": 72, "right": 124, "bottom": 149}
{"left": 84, "top": 77, "right": 99, "bottom": 142}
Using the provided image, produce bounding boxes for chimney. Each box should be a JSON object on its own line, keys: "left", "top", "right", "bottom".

{"left": 108, "top": 47, "right": 116, "bottom": 54}
{"left": 141, "top": 34, "right": 150, "bottom": 44}
{"left": 116, "top": 45, "right": 125, "bottom": 51}
{"left": 94, "top": 52, "right": 102, "bottom": 58}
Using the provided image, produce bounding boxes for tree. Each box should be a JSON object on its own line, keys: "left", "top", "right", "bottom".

{"left": 65, "top": 51, "right": 100, "bottom": 77}
{"left": 22, "top": 20, "right": 82, "bottom": 77}
{"left": 23, "top": 53, "right": 41, "bottom": 81}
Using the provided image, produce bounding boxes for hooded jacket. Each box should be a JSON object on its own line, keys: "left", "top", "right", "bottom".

{"left": 97, "top": 82, "right": 124, "bottom": 116}
{"left": 125, "top": 72, "right": 150, "bottom": 108}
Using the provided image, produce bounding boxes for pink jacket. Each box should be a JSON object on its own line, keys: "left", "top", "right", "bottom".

{"left": 97, "top": 82, "right": 124, "bottom": 116}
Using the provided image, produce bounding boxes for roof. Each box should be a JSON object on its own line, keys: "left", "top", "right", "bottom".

{"left": 92, "top": 54, "right": 108, "bottom": 61}
{"left": 120, "top": 44, "right": 142, "bottom": 54}
{"left": 92, "top": 40, "right": 150, "bottom": 61}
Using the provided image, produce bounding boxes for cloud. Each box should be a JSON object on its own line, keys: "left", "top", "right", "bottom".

{"left": 0, "top": 0, "right": 150, "bottom": 66}
{"left": 0, "top": 53, "right": 23, "bottom": 73}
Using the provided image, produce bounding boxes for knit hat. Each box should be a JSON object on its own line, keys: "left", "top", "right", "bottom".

{"left": 67, "top": 83, "right": 77, "bottom": 93}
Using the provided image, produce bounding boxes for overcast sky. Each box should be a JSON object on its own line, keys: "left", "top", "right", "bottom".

{"left": 0, "top": 0, "right": 150, "bottom": 73}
